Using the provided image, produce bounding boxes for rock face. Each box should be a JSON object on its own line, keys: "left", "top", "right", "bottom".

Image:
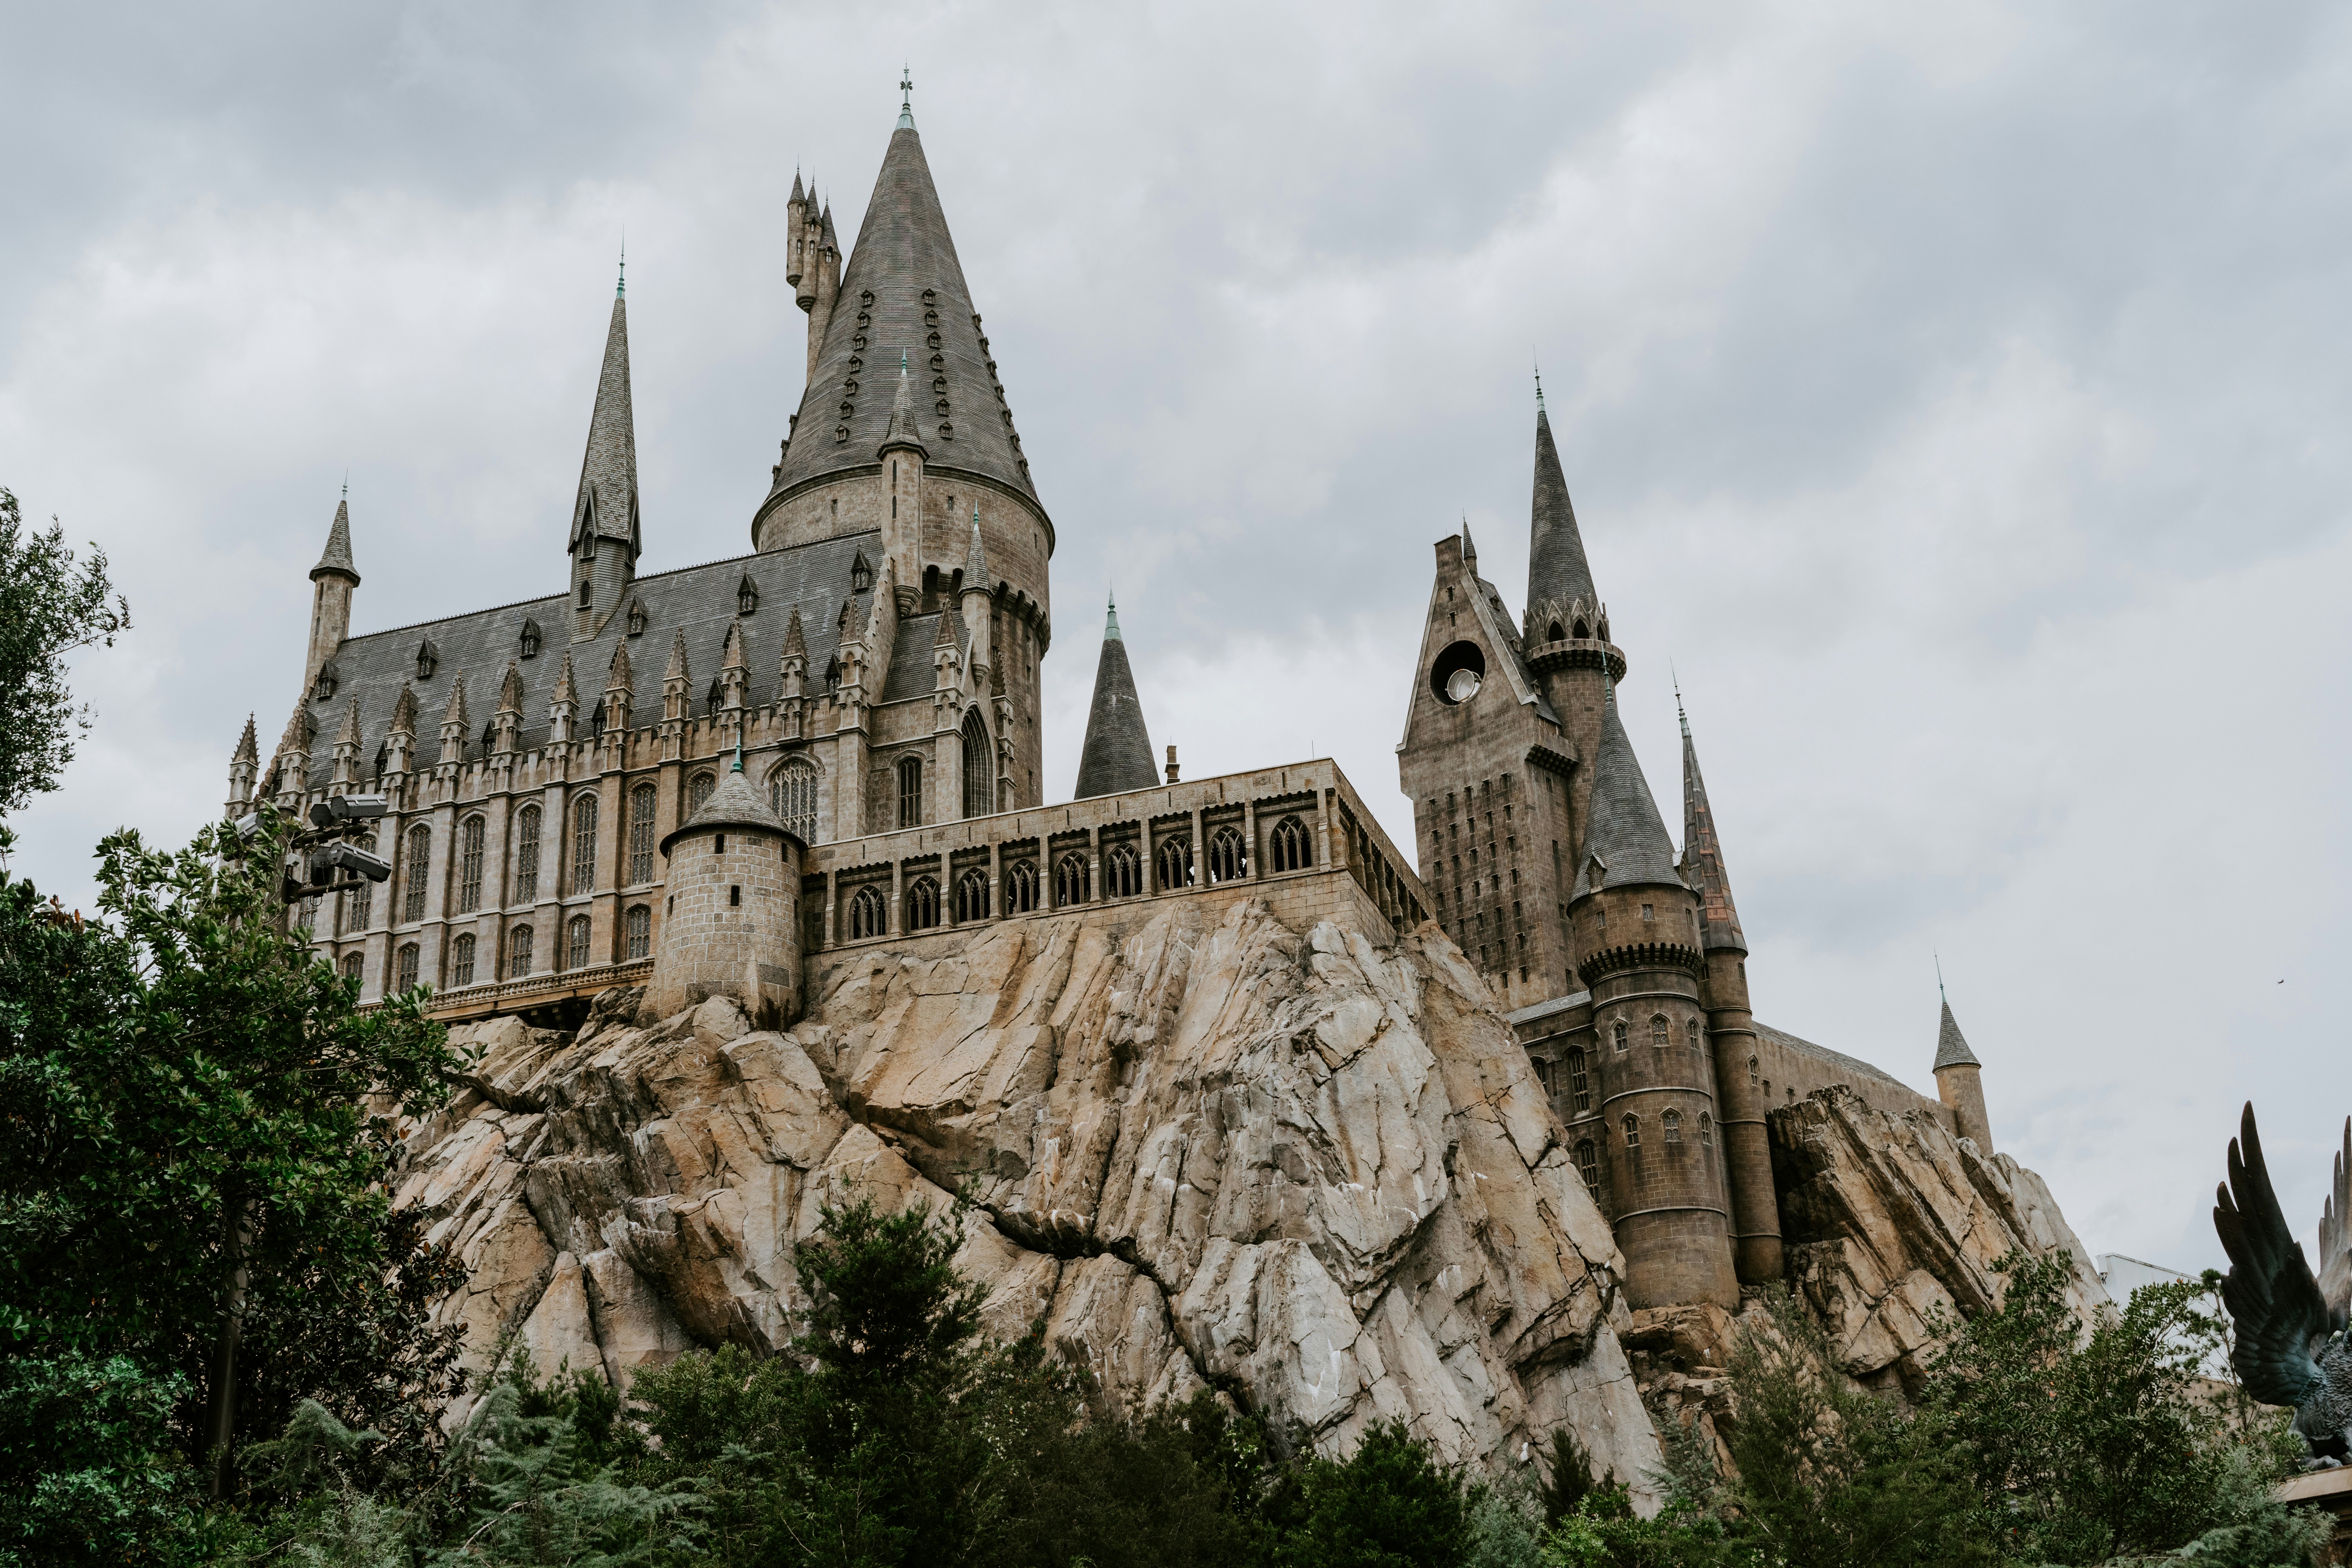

{"left": 1771, "top": 1085, "right": 2111, "bottom": 1393}
{"left": 397, "top": 898, "right": 1668, "bottom": 1494}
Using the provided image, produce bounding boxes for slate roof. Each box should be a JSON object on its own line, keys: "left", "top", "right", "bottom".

{"left": 312, "top": 495, "right": 358, "bottom": 583}
{"left": 1074, "top": 599, "right": 1158, "bottom": 798}
{"left": 884, "top": 603, "right": 967, "bottom": 701}
{"left": 1757, "top": 1023, "right": 1914, "bottom": 1094}
{"left": 296, "top": 532, "right": 889, "bottom": 766}
{"left": 1570, "top": 677, "right": 1682, "bottom": 897}
{"left": 1525, "top": 407, "right": 1595, "bottom": 628}
{"left": 1934, "top": 998, "right": 1981, "bottom": 1070}
{"left": 762, "top": 123, "right": 1040, "bottom": 530}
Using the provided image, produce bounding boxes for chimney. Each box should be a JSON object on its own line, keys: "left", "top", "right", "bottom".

{"left": 1164, "top": 744, "right": 1180, "bottom": 784}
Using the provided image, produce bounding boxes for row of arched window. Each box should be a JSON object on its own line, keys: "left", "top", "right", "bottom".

{"left": 1608, "top": 1014, "right": 1705, "bottom": 1053}
{"left": 339, "top": 902, "right": 657, "bottom": 996}
{"left": 835, "top": 817, "right": 1316, "bottom": 943}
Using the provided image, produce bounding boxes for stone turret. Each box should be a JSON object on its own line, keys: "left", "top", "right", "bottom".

{"left": 306, "top": 490, "right": 359, "bottom": 694}
{"left": 960, "top": 510, "right": 994, "bottom": 681}
{"left": 227, "top": 713, "right": 260, "bottom": 815}
{"left": 1568, "top": 675, "right": 1737, "bottom": 1310}
{"left": 643, "top": 751, "right": 804, "bottom": 1027}
{"left": 602, "top": 641, "right": 633, "bottom": 735}
{"left": 547, "top": 655, "right": 577, "bottom": 747}
{"left": 1680, "top": 693, "right": 1780, "bottom": 1284}
{"left": 437, "top": 675, "right": 470, "bottom": 769}
{"left": 1933, "top": 990, "right": 1993, "bottom": 1153}
{"left": 569, "top": 268, "right": 641, "bottom": 640}
{"left": 878, "top": 354, "right": 927, "bottom": 611}
{"left": 1073, "top": 596, "right": 1158, "bottom": 799}
{"left": 1520, "top": 389, "right": 1622, "bottom": 871}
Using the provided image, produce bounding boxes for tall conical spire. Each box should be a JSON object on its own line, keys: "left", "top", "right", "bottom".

{"left": 964, "top": 508, "right": 989, "bottom": 584}
{"left": 570, "top": 290, "right": 640, "bottom": 560}
{"left": 760, "top": 105, "right": 1040, "bottom": 534}
{"left": 1525, "top": 403, "right": 1597, "bottom": 637}
{"left": 1571, "top": 670, "right": 1679, "bottom": 897}
{"left": 1934, "top": 988, "right": 1980, "bottom": 1070}
{"left": 879, "top": 350, "right": 927, "bottom": 456}
{"left": 233, "top": 713, "right": 259, "bottom": 764}
{"left": 1074, "top": 595, "right": 1158, "bottom": 799}
{"left": 1678, "top": 685, "right": 1745, "bottom": 951}
{"left": 311, "top": 491, "right": 358, "bottom": 583}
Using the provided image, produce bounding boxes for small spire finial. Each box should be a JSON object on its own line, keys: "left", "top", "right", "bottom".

{"left": 1534, "top": 354, "right": 1545, "bottom": 412}
{"left": 732, "top": 737, "right": 744, "bottom": 774}
{"left": 1936, "top": 952, "right": 1947, "bottom": 1002}
{"left": 898, "top": 64, "right": 916, "bottom": 129}
{"left": 618, "top": 236, "right": 626, "bottom": 298}
{"left": 1673, "top": 662, "right": 1690, "bottom": 738}
{"left": 901, "top": 348, "right": 909, "bottom": 376}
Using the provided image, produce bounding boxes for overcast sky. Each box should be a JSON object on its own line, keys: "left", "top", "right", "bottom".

{"left": 5, "top": 2, "right": 2348, "bottom": 1277}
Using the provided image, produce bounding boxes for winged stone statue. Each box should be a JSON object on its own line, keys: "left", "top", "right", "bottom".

{"left": 2214, "top": 1104, "right": 2352, "bottom": 1465}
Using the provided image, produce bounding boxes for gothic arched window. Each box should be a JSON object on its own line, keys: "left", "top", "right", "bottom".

{"left": 897, "top": 756, "right": 924, "bottom": 829}
{"left": 340, "top": 951, "right": 363, "bottom": 985}
{"left": 1662, "top": 1110, "right": 1682, "bottom": 1143}
{"left": 953, "top": 867, "right": 989, "bottom": 923}
{"left": 906, "top": 876, "right": 940, "bottom": 931}
{"left": 570, "top": 793, "right": 599, "bottom": 894}
{"left": 1650, "top": 1014, "right": 1670, "bottom": 1048}
{"left": 1568, "top": 1048, "right": 1591, "bottom": 1114}
{"left": 1612, "top": 1020, "right": 1629, "bottom": 1053}
{"left": 312, "top": 662, "right": 337, "bottom": 702}
{"left": 416, "top": 639, "right": 438, "bottom": 679}
{"left": 1005, "top": 859, "right": 1040, "bottom": 915}
{"left": 456, "top": 816, "right": 485, "bottom": 914}
{"left": 689, "top": 773, "right": 715, "bottom": 815}
{"left": 848, "top": 884, "right": 887, "bottom": 940}
{"left": 1548, "top": 621, "right": 1566, "bottom": 643}
{"left": 1207, "top": 825, "right": 1245, "bottom": 884}
{"left": 738, "top": 574, "right": 760, "bottom": 615}
{"left": 395, "top": 943, "right": 420, "bottom": 992}
{"left": 771, "top": 762, "right": 818, "bottom": 844}
{"left": 627, "top": 784, "right": 657, "bottom": 885}
{"left": 566, "top": 914, "right": 592, "bottom": 971}
{"left": 627, "top": 599, "right": 647, "bottom": 637}
{"left": 961, "top": 710, "right": 992, "bottom": 818}
{"left": 1686, "top": 1018, "right": 1702, "bottom": 1050}
{"left": 1055, "top": 852, "right": 1090, "bottom": 907}
{"left": 624, "top": 904, "right": 651, "bottom": 960}
{"left": 1575, "top": 1139, "right": 1600, "bottom": 1196}
{"left": 515, "top": 805, "right": 541, "bottom": 903}
{"left": 1156, "top": 835, "right": 1193, "bottom": 892}
{"left": 1104, "top": 842, "right": 1142, "bottom": 898}
{"left": 402, "top": 825, "right": 430, "bottom": 923}
{"left": 1699, "top": 1112, "right": 1713, "bottom": 1149}
{"left": 1533, "top": 1057, "right": 1553, "bottom": 1094}
{"left": 507, "top": 924, "right": 534, "bottom": 979}
{"left": 1270, "top": 815, "right": 1311, "bottom": 872}
{"left": 1748, "top": 1054, "right": 1760, "bottom": 1089}
{"left": 519, "top": 620, "right": 540, "bottom": 660}
{"left": 451, "top": 933, "right": 477, "bottom": 988}
{"left": 1621, "top": 1113, "right": 1640, "bottom": 1149}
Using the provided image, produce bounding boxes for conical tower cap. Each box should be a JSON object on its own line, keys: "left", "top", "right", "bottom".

{"left": 661, "top": 760, "right": 793, "bottom": 854}
{"left": 1074, "top": 596, "right": 1158, "bottom": 797}
{"left": 1934, "top": 997, "right": 1981, "bottom": 1070}
{"left": 1570, "top": 676, "right": 1680, "bottom": 898}
{"left": 311, "top": 493, "right": 359, "bottom": 584}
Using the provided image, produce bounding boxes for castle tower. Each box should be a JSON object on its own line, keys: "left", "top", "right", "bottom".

{"left": 1680, "top": 693, "right": 1782, "bottom": 1283}
{"left": 643, "top": 750, "right": 805, "bottom": 1027}
{"left": 1073, "top": 596, "right": 1158, "bottom": 799}
{"left": 1933, "top": 988, "right": 1993, "bottom": 1153}
{"left": 226, "top": 713, "right": 259, "bottom": 816}
{"left": 569, "top": 266, "right": 641, "bottom": 641}
{"left": 305, "top": 490, "right": 359, "bottom": 694}
{"left": 1569, "top": 677, "right": 1738, "bottom": 1309}
{"left": 753, "top": 88, "right": 1052, "bottom": 810}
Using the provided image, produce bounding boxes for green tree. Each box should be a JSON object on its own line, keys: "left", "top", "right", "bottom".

{"left": 1282, "top": 1418, "right": 1471, "bottom": 1568}
{"left": 0, "top": 489, "right": 129, "bottom": 818}
{"left": 0, "top": 806, "right": 469, "bottom": 1540}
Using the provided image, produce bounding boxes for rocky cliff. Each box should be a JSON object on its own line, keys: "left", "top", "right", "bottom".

{"left": 393, "top": 897, "right": 2106, "bottom": 1494}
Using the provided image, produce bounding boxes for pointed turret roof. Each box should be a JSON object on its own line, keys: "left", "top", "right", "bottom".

{"left": 964, "top": 510, "right": 990, "bottom": 585}
{"left": 441, "top": 672, "right": 469, "bottom": 729}
{"left": 497, "top": 661, "right": 526, "bottom": 714}
{"left": 661, "top": 748, "right": 795, "bottom": 853}
{"left": 550, "top": 653, "right": 577, "bottom": 707}
{"left": 934, "top": 604, "right": 959, "bottom": 649}
{"left": 782, "top": 606, "right": 808, "bottom": 661}
{"left": 1679, "top": 695, "right": 1745, "bottom": 951}
{"left": 1074, "top": 596, "right": 1158, "bottom": 799}
{"left": 605, "top": 640, "right": 633, "bottom": 691}
{"left": 1571, "top": 675, "right": 1680, "bottom": 897}
{"left": 234, "top": 713, "right": 259, "bottom": 764}
{"left": 762, "top": 117, "right": 1040, "bottom": 526}
{"left": 277, "top": 699, "right": 313, "bottom": 755}
{"left": 1935, "top": 996, "right": 1981, "bottom": 1071}
{"left": 336, "top": 697, "right": 361, "bottom": 747}
{"left": 570, "top": 292, "right": 639, "bottom": 559}
{"left": 1526, "top": 407, "right": 1597, "bottom": 630}
{"left": 311, "top": 492, "right": 359, "bottom": 583}
{"left": 879, "top": 353, "right": 927, "bottom": 457}
{"left": 390, "top": 684, "right": 418, "bottom": 735}
{"left": 666, "top": 628, "right": 690, "bottom": 682}
{"left": 790, "top": 169, "right": 806, "bottom": 204}
{"left": 720, "top": 620, "right": 748, "bottom": 671}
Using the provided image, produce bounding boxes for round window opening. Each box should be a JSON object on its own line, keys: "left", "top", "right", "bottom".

{"left": 1430, "top": 641, "right": 1486, "bottom": 705}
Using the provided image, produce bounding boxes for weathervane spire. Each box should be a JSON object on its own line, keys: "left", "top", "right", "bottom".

{"left": 618, "top": 236, "right": 626, "bottom": 298}
{"left": 898, "top": 64, "right": 915, "bottom": 130}
{"left": 1534, "top": 353, "right": 1545, "bottom": 412}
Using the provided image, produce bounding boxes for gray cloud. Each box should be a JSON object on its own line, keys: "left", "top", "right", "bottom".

{"left": 5, "top": 0, "right": 2348, "bottom": 1278}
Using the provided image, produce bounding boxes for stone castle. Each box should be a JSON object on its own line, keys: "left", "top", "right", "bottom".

{"left": 231, "top": 91, "right": 2000, "bottom": 1319}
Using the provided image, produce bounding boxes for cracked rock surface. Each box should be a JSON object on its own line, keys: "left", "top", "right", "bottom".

{"left": 396, "top": 898, "right": 1666, "bottom": 1492}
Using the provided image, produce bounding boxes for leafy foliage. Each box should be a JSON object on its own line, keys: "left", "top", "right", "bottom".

{"left": 0, "top": 488, "right": 129, "bottom": 817}
{"left": 0, "top": 809, "right": 470, "bottom": 1555}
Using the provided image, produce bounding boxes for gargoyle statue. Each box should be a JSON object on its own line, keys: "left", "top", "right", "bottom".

{"left": 2214, "top": 1103, "right": 2352, "bottom": 1466}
